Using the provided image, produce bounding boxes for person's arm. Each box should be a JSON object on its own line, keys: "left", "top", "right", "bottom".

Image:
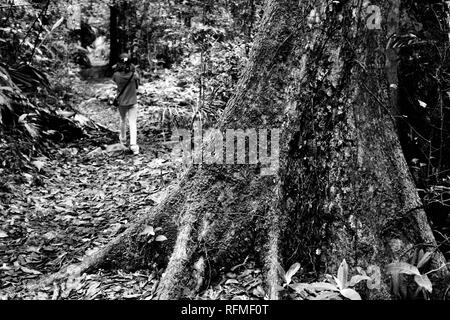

{"left": 134, "top": 70, "right": 141, "bottom": 89}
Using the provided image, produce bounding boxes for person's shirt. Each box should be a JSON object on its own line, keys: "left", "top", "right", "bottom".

{"left": 112, "top": 69, "right": 140, "bottom": 107}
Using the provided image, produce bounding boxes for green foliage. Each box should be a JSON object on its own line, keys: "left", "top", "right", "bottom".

{"left": 277, "top": 259, "right": 372, "bottom": 300}
{"left": 276, "top": 252, "right": 444, "bottom": 300}
{"left": 386, "top": 249, "right": 437, "bottom": 300}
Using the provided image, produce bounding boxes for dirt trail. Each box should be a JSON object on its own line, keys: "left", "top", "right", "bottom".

{"left": 0, "top": 76, "right": 183, "bottom": 299}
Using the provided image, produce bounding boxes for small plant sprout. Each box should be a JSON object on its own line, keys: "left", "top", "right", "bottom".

{"left": 277, "top": 262, "right": 301, "bottom": 287}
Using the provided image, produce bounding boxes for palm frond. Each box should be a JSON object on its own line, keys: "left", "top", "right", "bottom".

{"left": 7, "top": 64, "right": 50, "bottom": 90}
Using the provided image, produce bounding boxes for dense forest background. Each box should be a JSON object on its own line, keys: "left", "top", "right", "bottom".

{"left": 1, "top": 0, "right": 450, "bottom": 300}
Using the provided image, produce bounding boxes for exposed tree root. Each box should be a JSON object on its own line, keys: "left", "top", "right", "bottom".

{"left": 265, "top": 213, "right": 282, "bottom": 300}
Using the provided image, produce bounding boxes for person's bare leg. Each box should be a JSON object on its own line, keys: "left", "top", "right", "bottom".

{"left": 119, "top": 107, "right": 128, "bottom": 145}
{"left": 128, "top": 105, "right": 139, "bottom": 154}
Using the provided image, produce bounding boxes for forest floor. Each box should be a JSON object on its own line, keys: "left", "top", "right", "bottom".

{"left": 0, "top": 70, "right": 265, "bottom": 300}
{"left": 0, "top": 75, "right": 180, "bottom": 299}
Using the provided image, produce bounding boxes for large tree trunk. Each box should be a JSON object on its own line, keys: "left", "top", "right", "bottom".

{"left": 35, "top": 0, "right": 449, "bottom": 299}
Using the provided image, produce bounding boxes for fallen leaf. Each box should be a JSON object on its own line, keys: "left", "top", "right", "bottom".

{"left": 418, "top": 100, "right": 427, "bottom": 108}
{"left": 52, "top": 283, "right": 60, "bottom": 300}
{"left": 252, "top": 286, "right": 265, "bottom": 298}
{"left": 225, "top": 279, "right": 239, "bottom": 285}
{"left": 20, "top": 266, "right": 42, "bottom": 275}
{"left": 86, "top": 281, "right": 101, "bottom": 298}
{"left": 155, "top": 235, "right": 167, "bottom": 242}
{"left": 140, "top": 226, "right": 155, "bottom": 237}
{"left": 37, "top": 292, "right": 49, "bottom": 300}
{"left": 32, "top": 160, "right": 46, "bottom": 172}
{"left": 123, "top": 294, "right": 141, "bottom": 299}
{"left": 0, "top": 263, "right": 12, "bottom": 270}
{"left": 42, "top": 231, "right": 58, "bottom": 241}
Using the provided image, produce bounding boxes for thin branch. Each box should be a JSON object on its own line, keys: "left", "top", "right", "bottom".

{"left": 425, "top": 263, "right": 450, "bottom": 276}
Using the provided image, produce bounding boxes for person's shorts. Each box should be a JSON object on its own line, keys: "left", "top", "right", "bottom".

{"left": 118, "top": 104, "right": 137, "bottom": 116}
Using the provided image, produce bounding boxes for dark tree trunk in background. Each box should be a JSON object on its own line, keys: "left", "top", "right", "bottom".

{"left": 118, "top": 1, "right": 138, "bottom": 56}
{"left": 37, "top": 0, "right": 449, "bottom": 300}
{"left": 109, "top": 1, "right": 137, "bottom": 65}
{"left": 109, "top": 3, "right": 119, "bottom": 66}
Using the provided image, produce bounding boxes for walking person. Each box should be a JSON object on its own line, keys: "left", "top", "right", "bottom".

{"left": 112, "top": 53, "right": 141, "bottom": 155}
